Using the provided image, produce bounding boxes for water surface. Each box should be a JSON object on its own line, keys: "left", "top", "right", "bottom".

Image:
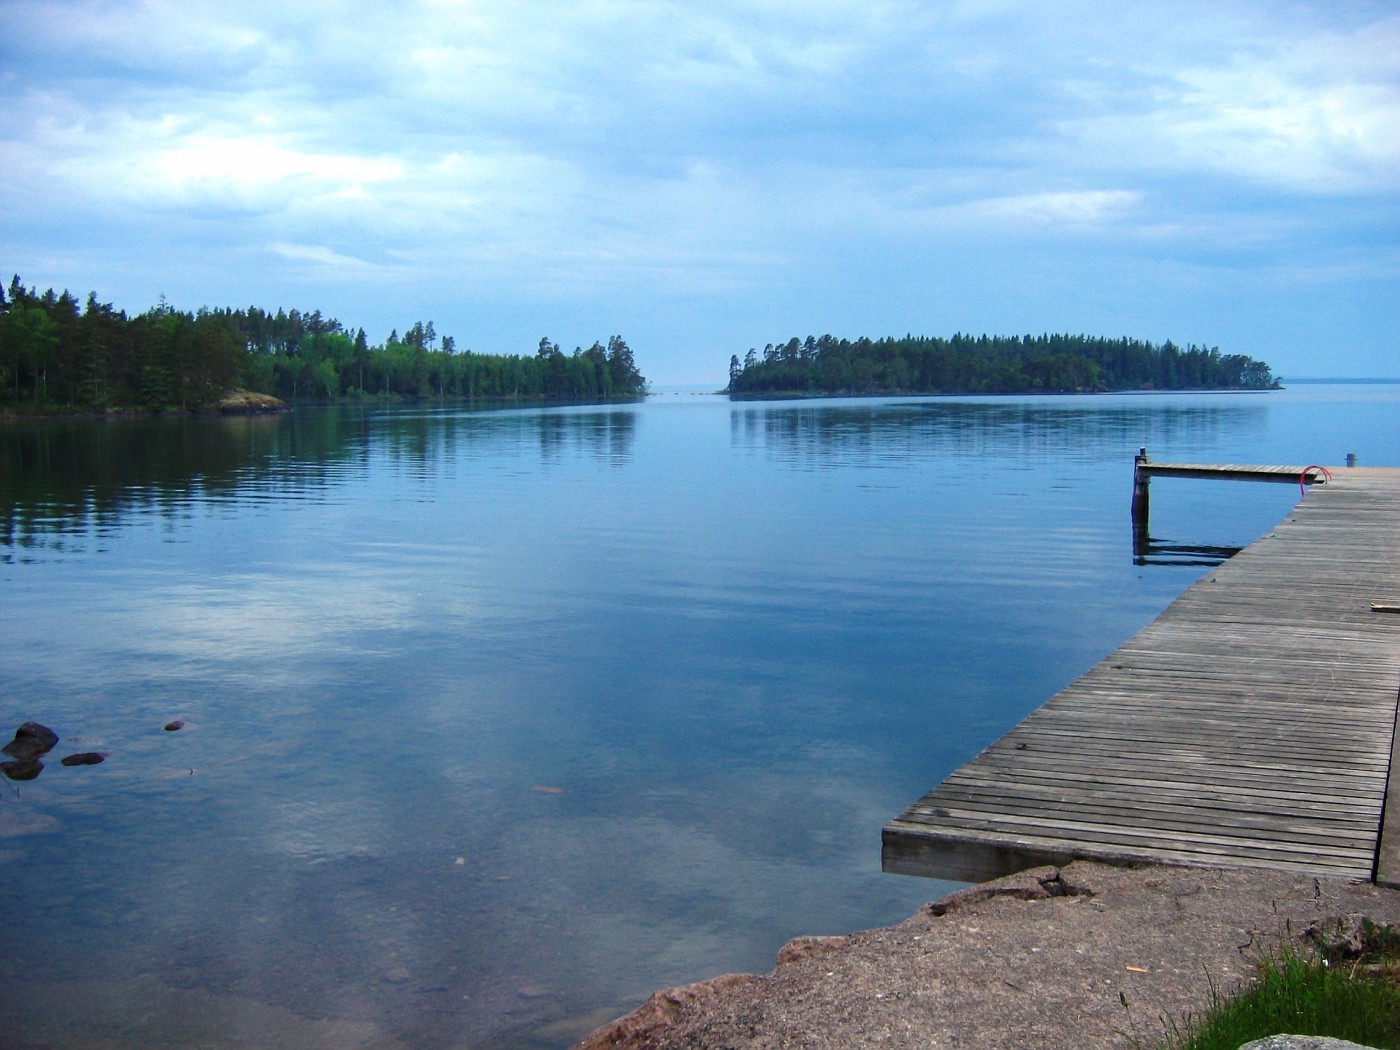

{"left": 1, "top": 385, "right": 1395, "bottom": 1048}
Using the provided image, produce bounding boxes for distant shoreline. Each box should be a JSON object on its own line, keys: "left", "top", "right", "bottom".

{"left": 720, "top": 385, "right": 1282, "bottom": 401}
{"left": 0, "top": 390, "right": 648, "bottom": 423}
{"left": 1282, "top": 375, "right": 1400, "bottom": 384}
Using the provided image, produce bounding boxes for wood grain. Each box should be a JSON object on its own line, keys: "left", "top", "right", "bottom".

{"left": 884, "top": 466, "right": 1400, "bottom": 887}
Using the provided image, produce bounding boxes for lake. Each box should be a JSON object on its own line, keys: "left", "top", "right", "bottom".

{"left": 2, "top": 383, "right": 1397, "bottom": 1048}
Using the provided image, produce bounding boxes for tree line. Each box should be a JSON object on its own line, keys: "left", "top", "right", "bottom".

{"left": 727, "top": 332, "right": 1278, "bottom": 395}
{"left": 0, "top": 275, "right": 647, "bottom": 413}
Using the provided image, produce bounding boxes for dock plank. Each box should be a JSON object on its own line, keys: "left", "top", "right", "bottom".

{"left": 1138, "top": 462, "right": 1326, "bottom": 484}
{"left": 884, "top": 466, "right": 1400, "bottom": 887}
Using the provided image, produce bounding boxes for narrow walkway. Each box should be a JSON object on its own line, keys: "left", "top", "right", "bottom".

{"left": 884, "top": 467, "right": 1400, "bottom": 887}
{"left": 1137, "top": 462, "right": 1327, "bottom": 483}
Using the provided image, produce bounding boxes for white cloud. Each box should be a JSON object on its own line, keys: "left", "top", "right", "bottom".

{"left": 1056, "top": 14, "right": 1400, "bottom": 194}
{"left": 1, "top": 0, "right": 1396, "bottom": 378}
{"left": 939, "top": 189, "right": 1142, "bottom": 227}
{"left": 269, "top": 242, "right": 393, "bottom": 277}
{"left": 151, "top": 133, "right": 403, "bottom": 192}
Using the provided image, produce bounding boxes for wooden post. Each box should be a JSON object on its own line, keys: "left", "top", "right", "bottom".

{"left": 1131, "top": 447, "right": 1150, "bottom": 529}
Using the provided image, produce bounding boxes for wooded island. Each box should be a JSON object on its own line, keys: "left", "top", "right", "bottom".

{"left": 0, "top": 276, "right": 647, "bottom": 414}
{"left": 727, "top": 333, "right": 1277, "bottom": 395}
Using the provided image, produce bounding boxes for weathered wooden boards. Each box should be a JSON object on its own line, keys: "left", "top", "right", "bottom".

{"left": 884, "top": 466, "right": 1400, "bottom": 887}
{"left": 1130, "top": 454, "right": 1329, "bottom": 530}
{"left": 1138, "top": 462, "right": 1325, "bottom": 483}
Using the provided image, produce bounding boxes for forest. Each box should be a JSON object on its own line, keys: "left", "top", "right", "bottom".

{"left": 0, "top": 276, "right": 647, "bottom": 413}
{"left": 727, "top": 332, "right": 1278, "bottom": 395}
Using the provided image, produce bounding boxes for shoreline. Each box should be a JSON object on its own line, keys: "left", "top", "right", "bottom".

{"left": 572, "top": 861, "right": 1400, "bottom": 1050}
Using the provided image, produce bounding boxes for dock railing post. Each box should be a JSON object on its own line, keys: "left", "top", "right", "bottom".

{"left": 1132, "top": 447, "right": 1150, "bottom": 529}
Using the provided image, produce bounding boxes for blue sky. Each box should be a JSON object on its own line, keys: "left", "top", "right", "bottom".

{"left": 3, "top": 0, "right": 1397, "bottom": 385}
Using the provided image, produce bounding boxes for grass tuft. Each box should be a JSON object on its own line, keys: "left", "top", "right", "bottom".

{"left": 1163, "top": 930, "right": 1400, "bottom": 1050}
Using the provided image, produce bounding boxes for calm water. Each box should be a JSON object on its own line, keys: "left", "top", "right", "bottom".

{"left": 2, "top": 385, "right": 1396, "bottom": 1048}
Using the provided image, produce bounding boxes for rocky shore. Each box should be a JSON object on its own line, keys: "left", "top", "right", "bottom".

{"left": 573, "top": 861, "right": 1400, "bottom": 1050}
{"left": 211, "top": 389, "right": 290, "bottom": 414}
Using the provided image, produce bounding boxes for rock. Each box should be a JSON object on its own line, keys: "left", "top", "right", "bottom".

{"left": 1301, "top": 914, "right": 1397, "bottom": 961}
{"left": 2, "top": 722, "right": 59, "bottom": 759}
{"left": 922, "top": 864, "right": 1084, "bottom": 917}
{"left": 60, "top": 752, "right": 106, "bottom": 766}
{"left": 1238, "top": 1037, "right": 1382, "bottom": 1050}
{"left": 0, "top": 758, "right": 44, "bottom": 781}
{"left": 1304, "top": 914, "right": 1368, "bottom": 958}
{"left": 776, "top": 935, "right": 848, "bottom": 966}
{"left": 570, "top": 861, "right": 1400, "bottom": 1050}
{"left": 573, "top": 973, "right": 759, "bottom": 1050}
{"left": 164, "top": 720, "right": 185, "bottom": 732}
{"left": 212, "top": 390, "right": 289, "bottom": 414}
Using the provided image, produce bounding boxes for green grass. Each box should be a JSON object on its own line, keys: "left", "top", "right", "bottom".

{"left": 1162, "top": 939, "right": 1400, "bottom": 1050}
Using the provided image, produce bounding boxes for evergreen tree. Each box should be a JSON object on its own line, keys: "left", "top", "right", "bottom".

{"left": 0, "top": 275, "right": 649, "bottom": 411}
{"left": 727, "top": 332, "right": 1275, "bottom": 395}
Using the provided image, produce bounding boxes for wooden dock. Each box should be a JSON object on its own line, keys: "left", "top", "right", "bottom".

{"left": 1137, "top": 461, "right": 1330, "bottom": 483}
{"left": 884, "top": 465, "right": 1400, "bottom": 888}
{"left": 1130, "top": 450, "right": 1332, "bottom": 529}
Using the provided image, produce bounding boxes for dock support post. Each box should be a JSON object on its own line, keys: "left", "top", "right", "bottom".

{"left": 1131, "top": 447, "right": 1150, "bottom": 529}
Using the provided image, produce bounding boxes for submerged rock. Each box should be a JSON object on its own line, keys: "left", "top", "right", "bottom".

{"left": 60, "top": 752, "right": 106, "bottom": 766}
{"left": 2, "top": 722, "right": 59, "bottom": 759}
{"left": 0, "top": 758, "right": 43, "bottom": 781}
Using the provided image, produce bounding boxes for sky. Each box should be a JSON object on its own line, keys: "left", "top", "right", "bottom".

{"left": 2, "top": 0, "right": 1397, "bottom": 386}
